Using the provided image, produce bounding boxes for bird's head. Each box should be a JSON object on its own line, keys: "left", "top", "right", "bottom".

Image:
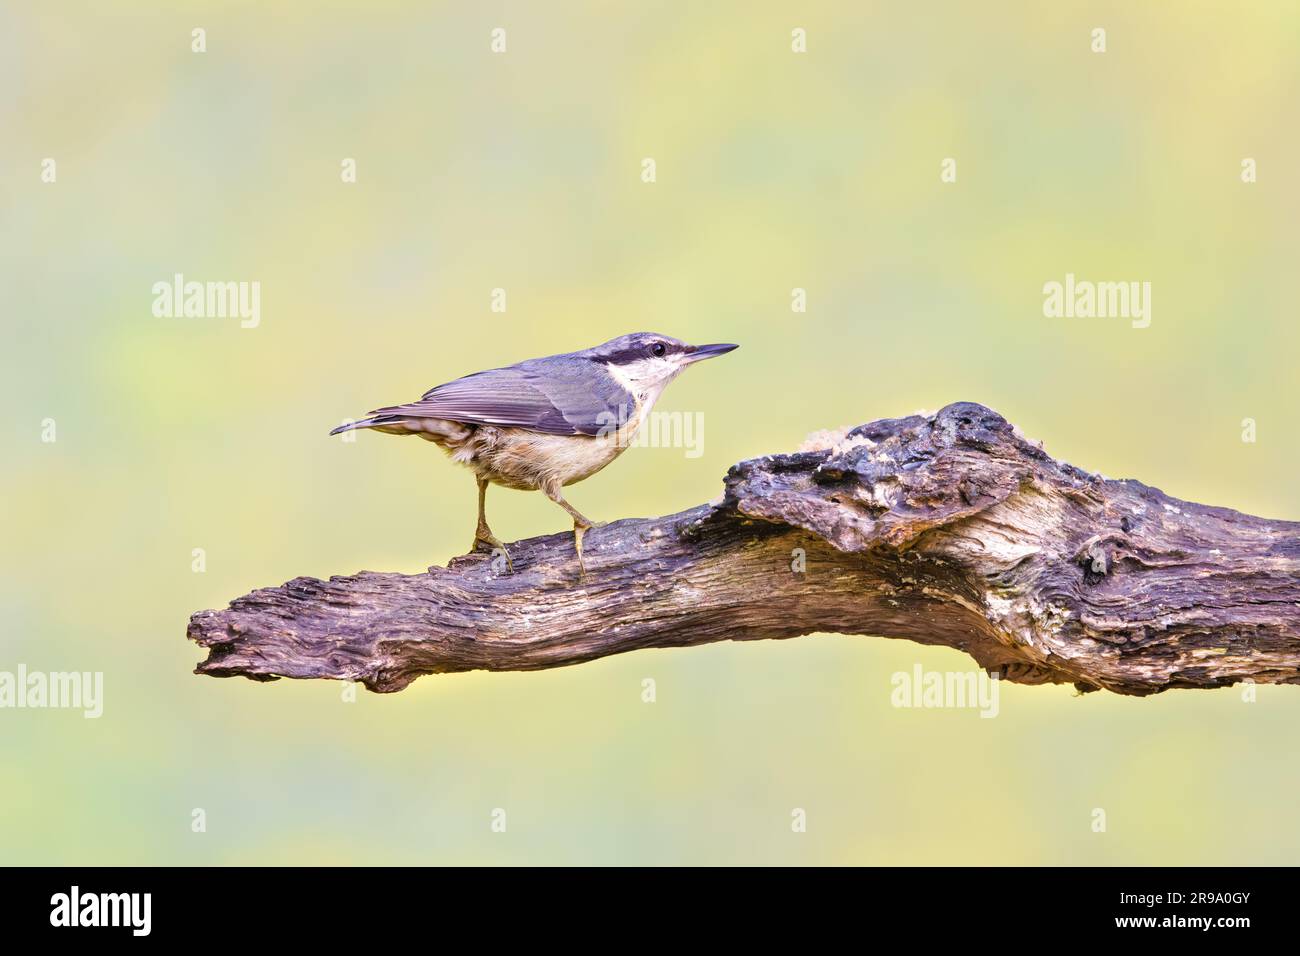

{"left": 588, "top": 332, "right": 738, "bottom": 397}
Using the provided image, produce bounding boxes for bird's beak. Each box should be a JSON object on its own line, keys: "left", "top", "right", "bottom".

{"left": 683, "top": 342, "right": 739, "bottom": 363}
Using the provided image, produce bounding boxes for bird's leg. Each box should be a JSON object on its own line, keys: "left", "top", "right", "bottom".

{"left": 473, "top": 477, "right": 513, "bottom": 572}
{"left": 542, "top": 482, "right": 596, "bottom": 580}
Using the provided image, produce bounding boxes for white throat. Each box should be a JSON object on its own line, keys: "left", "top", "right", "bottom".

{"left": 605, "top": 358, "right": 680, "bottom": 402}
{"left": 604, "top": 359, "right": 681, "bottom": 433}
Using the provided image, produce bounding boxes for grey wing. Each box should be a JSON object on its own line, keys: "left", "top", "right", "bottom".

{"left": 371, "top": 360, "right": 632, "bottom": 437}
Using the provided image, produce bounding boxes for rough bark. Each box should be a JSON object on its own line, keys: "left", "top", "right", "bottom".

{"left": 188, "top": 402, "right": 1300, "bottom": 696}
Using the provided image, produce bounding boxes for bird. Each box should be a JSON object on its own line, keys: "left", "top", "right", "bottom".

{"left": 330, "top": 332, "right": 738, "bottom": 578}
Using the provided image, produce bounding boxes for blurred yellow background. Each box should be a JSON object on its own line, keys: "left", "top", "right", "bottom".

{"left": 3, "top": 1, "right": 1298, "bottom": 865}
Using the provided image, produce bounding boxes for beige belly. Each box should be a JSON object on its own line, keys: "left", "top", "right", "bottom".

{"left": 409, "top": 421, "right": 640, "bottom": 491}
{"left": 401, "top": 394, "right": 652, "bottom": 492}
{"left": 474, "top": 428, "right": 630, "bottom": 490}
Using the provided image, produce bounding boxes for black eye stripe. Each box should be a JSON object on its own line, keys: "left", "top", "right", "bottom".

{"left": 598, "top": 341, "right": 679, "bottom": 364}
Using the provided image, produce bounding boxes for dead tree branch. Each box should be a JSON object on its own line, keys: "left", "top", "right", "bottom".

{"left": 188, "top": 402, "right": 1300, "bottom": 696}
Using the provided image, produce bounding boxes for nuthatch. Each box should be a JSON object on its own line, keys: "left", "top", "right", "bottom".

{"left": 331, "top": 332, "right": 738, "bottom": 577}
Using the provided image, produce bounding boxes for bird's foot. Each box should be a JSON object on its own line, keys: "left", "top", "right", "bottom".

{"left": 472, "top": 530, "right": 513, "bottom": 573}
{"left": 573, "top": 522, "right": 591, "bottom": 582}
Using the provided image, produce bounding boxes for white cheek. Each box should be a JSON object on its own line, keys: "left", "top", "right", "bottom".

{"left": 607, "top": 358, "right": 675, "bottom": 397}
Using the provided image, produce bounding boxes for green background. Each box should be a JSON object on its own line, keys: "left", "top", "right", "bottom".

{"left": 3, "top": 1, "right": 1298, "bottom": 865}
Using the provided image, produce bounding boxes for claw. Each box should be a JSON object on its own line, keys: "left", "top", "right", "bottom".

{"left": 474, "top": 532, "right": 513, "bottom": 572}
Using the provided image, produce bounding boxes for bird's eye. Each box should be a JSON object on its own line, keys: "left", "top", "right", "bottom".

{"left": 651, "top": 342, "right": 666, "bottom": 357}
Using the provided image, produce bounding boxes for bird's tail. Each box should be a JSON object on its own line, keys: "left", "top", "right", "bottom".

{"left": 329, "top": 415, "right": 398, "bottom": 436}
{"left": 329, "top": 411, "right": 472, "bottom": 444}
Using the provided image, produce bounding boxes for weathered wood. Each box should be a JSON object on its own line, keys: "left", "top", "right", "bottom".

{"left": 188, "top": 402, "right": 1300, "bottom": 696}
